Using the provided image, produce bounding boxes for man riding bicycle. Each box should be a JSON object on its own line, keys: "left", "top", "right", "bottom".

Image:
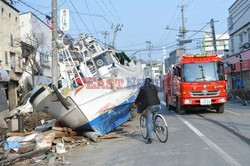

{"left": 135, "top": 78, "right": 161, "bottom": 144}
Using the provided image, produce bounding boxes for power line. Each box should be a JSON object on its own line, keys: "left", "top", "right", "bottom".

{"left": 186, "top": 0, "right": 195, "bottom": 7}
{"left": 156, "top": 5, "right": 178, "bottom": 45}
{"left": 157, "top": 0, "right": 187, "bottom": 45}
{"left": 109, "top": 0, "right": 122, "bottom": 23}
{"left": 70, "top": 11, "right": 112, "bottom": 25}
{"left": 118, "top": 42, "right": 148, "bottom": 49}
{"left": 58, "top": 0, "right": 68, "bottom": 8}
{"left": 84, "top": 0, "right": 100, "bottom": 39}
{"left": 187, "top": 23, "right": 209, "bottom": 39}
{"left": 100, "top": 0, "right": 119, "bottom": 23}
{"left": 94, "top": 0, "right": 113, "bottom": 25}
{"left": 17, "top": 0, "right": 47, "bottom": 16}
{"left": 69, "top": 0, "right": 92, "bottom": 36}
{"left": 217, "top": 4, "right": 250, "bottom": 40}
{"left": 157, "top": 12, "right": 181, "bottom": 45}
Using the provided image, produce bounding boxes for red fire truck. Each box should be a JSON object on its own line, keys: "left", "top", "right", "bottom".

{"left": 163, "top": 54, "right": 227, "bottom": 114}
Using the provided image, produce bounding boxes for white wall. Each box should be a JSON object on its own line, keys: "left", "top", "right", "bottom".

{"left": 0, "top": 1, "right": 22, "bottom": 73}
{"left": 19, "top": 12, "right": 52, "bottom": 77}
{"left": 204, "top": 33, "right": 229, "bottom": 57}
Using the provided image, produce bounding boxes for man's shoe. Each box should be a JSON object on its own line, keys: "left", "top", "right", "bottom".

{"left": 146, "top": 138, "right": 152, "bottom": 144}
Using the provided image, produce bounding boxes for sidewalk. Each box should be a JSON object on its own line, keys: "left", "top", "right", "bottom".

{"left": 226, "top": 100, "right": 250, "bottom": 111}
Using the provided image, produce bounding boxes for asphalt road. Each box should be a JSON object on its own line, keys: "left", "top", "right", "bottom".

{"left": 66, "top": 93, "right": 250, "bottom": 166}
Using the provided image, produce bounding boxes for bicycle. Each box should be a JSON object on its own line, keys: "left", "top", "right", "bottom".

{"left": 140, "top": 106, "right": 168, "bottom": 143}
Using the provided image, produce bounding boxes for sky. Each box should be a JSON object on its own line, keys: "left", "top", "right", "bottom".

{"left": 14, "top": 0, "right": 236, "bottom": 60}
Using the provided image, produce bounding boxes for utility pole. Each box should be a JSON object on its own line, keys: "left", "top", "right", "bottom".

{"left": 179, "top": 4, "right": 187, "bottom": 39}
{"left": 177, "top": 4, "right": 189, "bottom": 56}
{"left": 52, "top": 0, "right": 58, "bottom": 87}
{"left": 146, "top": 41, "right": 153, "bottom": 79}
{"left": 102, "top": 31, "right": 109, "bottom": 48}
{"left": 210, "top": 19, "right": 217, "bottom": 54}
{"left": 112, "top": 24, "right": 122, "bottom": 48}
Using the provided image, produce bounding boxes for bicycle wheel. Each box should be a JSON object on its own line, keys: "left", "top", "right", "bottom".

{"left": 154, "top": 114, "right": 168, "bottom": 143}
{"left": 140, "top": 115, "right": 147, "bottom": 139}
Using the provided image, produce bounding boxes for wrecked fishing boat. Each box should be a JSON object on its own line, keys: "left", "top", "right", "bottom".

{"left": 29, "top": 34, "right": 144, "bottom": 135}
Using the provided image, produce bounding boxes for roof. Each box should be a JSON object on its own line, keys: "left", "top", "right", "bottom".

{"left": 229, "top": 0, "right": 239, "bottom": 10}
{"left": 1, "top": 0, "right": 19, "bottom": 12}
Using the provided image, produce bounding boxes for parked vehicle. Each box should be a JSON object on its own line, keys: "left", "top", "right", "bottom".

{"left": 163, "top": 54, "right": 227, "bottom": 114}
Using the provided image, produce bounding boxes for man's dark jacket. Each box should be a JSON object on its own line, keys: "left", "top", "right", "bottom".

{"left": 135, "top": 82, "right": 160, "bottom": 113}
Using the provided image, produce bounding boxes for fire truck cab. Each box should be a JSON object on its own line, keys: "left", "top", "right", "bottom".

{"left": 163, "top": 54, "right": 227, "bottom": 114}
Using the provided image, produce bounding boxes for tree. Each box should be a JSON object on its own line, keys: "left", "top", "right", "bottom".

{"left": 15, "top": 32, "right": 45, "bottom": 96}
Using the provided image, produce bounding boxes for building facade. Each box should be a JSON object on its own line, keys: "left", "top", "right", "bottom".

{"left": 225, "top": 0, "right": 250, "bottom": 90}
{"left": 0, "top": 0, "right": 23, "bottom": 109}
{"left": 164, "top": 49, "right": 182, "bottom": 70}
{"left": 19, "top": 12, "right": 52, "bottom": 77}
{"left": 203, "top": 33, "right": 230, "bottom": 57}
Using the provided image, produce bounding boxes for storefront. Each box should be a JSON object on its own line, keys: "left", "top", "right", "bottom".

{"left": 224, "top": 50, "right": 250, "bottom": 90}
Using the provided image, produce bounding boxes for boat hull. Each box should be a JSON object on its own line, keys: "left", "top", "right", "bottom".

{"left": 30, "top": 83, "right": 140, "bottom": 136}
{"left": 77, "top": 89, "right": 138, "bottom": 135}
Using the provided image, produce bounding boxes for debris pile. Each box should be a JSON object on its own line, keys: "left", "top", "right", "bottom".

{"left": 0, "top": 120, "right": 91, "bottom": 165}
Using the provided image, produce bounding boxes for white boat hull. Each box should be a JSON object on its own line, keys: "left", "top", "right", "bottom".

{"left": 30, "top": 63, "right": 144, "bottom": 135}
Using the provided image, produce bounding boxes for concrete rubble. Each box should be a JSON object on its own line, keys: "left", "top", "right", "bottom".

{"left": 0, "top": 114, "right": 92, "bottom": 166}
{"left": 0, "top": 107, "right": 138, "bottom": 165}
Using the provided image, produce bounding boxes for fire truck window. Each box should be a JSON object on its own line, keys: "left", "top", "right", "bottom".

{"left": 183, "top": 62, "right": 220, "bottom": 82}
{"left": 218, "top": 62, "right": 225, "bottom": 80}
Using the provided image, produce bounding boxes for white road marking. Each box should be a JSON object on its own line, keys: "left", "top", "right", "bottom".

{"left": 176, "top": 114, "right": 241, "bottom": 166}
{"left": 225, "top": 110, "right": 241, "bottom": 116}
{"left": 161, "top": 100, "right": 241, "bottom": 165}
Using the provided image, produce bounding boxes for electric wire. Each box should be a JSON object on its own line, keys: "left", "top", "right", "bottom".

{"left": 100, "top": 0, "right": 119, "bottom": 24}
{"left": 217, "top": 4, "right": 250, "bottom": 40}
{"left": 84, "top": 0, "right": 100, "bottom": 39}
{"left": 58, "top": 0, "right": 68, "bottom": 9}
{"left": 69, "top": 0, "right": 93, "bottom": 36}
{"left": 17, "top": 0, "right": 47, "bottom": 16}
{"left": 187, "top": 23, "right": 209, "bottom": 39}
{"left": 94, "top": 0, "right": 113, "bottom": 25}
{"left": 109, "top": 0, "right": 122, "bottom": 24}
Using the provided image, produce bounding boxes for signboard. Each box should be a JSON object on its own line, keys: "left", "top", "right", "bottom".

{"left": 0, "top": 69, "right": 9, "bottom": 82}
{"left": 60, "top": 9, "right": 70, "bottom": 31}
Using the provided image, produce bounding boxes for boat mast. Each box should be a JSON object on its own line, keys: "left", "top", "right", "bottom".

{"left": 52, "top": 0, "right": 59, "bottom": 87}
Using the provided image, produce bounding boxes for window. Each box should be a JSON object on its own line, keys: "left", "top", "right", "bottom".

{"left": 1, "top": 9, "right": 4, "bottom": 33}
{"left": 205, "top": 41, "right": 213, "bottom": 46}
{"left": 90, "top": 45, "right": 97, "bottom": 54}
{"left": 183, "top": 62, "right": 223, "bottom": 82}
{"left": 239, "top": 33, "right": 243, "bottom": 44}
{"left": 5, "top": 51, "right": 8, "bottom": 65}
{"left": 18, "top": 57, "right": 21, "bottom": 68}
{"left": 217, "top": 40, "right": 224, "bottom": 46}
{"left": 230, "top": 38, "right": 234, "bottom": 53}
{"left": 10, "top": 34, "right": 14, "bottom": 46}
{"left": 40, "top": 53, "right": 49, "bottom": 63}
{"left": 217, "top": 50, "right": 224, "bottom": 55}
{"left": 228, "top": 16, "right": 233, "bottom": 30}
{"left": 10, "top": 52, "right": 15, "bottom": 69}
{"left": 248, "top": 28, "right": 250, "bottom": 43}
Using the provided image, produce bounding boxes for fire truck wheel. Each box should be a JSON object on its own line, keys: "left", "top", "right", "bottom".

{"left": 176, "top": 99, "right": 185, "bottom": 115}
{"left": 216, "top": 104, "right": 224, "bottom": 113}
